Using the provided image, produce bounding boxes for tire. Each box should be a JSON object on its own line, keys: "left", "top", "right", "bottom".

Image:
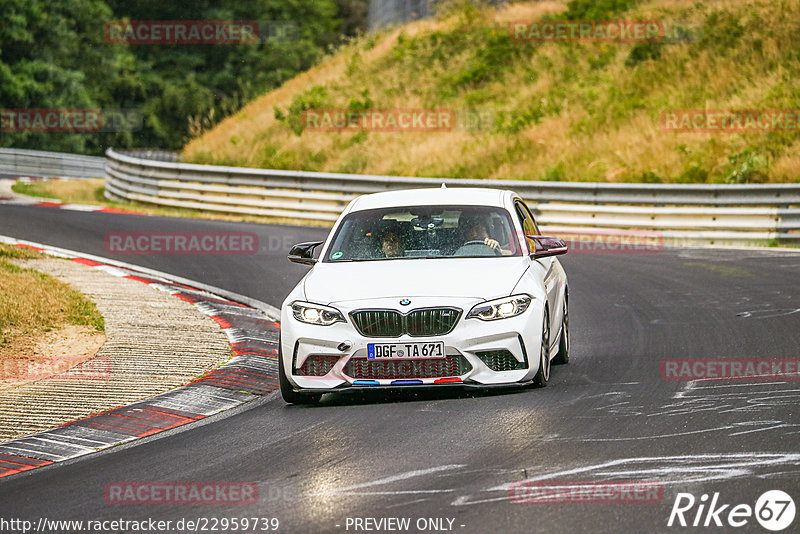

{"left": 279, "top": 338, "right": 322, "bottom": 405}
{"left": 552, "top": 296, "right": 569, "bottom": 365}
{"left": 532, "top": 308, "right": 551, "bottom": 387}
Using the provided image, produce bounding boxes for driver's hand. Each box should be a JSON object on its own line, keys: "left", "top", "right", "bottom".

{"left": 484, "top": 238, "right": 500, "bottom": 250}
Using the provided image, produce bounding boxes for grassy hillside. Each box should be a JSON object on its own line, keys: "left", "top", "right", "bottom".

{"left": 183, "top": 0, "right": 800, "bottom": 183}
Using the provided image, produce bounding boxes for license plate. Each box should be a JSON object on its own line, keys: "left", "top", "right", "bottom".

{"left": 367, "top": 342, "right": 445, "bottom": 360}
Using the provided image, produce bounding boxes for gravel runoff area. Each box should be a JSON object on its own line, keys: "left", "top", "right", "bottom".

{"left": 0, "top": 258, "right": 232, "bottom": 442}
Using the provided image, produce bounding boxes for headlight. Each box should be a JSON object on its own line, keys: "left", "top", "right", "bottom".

{"left": 291, "top": 301, "right": 345, "bottom": 326}
{"left": 467, "top": 294, "right": 532, "bottom": 321}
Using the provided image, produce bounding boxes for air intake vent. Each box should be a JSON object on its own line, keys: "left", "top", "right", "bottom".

{"left": 297, "top": 355, "right": 340, "bottom": 376}
{"left": 344, "top": 355, "right": 471, "bottom": 379}
{"left": 476, "top": 350, "right": 524, "bottom": 371}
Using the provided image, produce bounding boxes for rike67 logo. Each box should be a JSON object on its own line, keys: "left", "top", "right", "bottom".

{"left": 668, "top": 490, "right": 795, "bottom": 531}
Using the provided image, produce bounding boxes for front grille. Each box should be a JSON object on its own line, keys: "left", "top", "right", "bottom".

{"left": 350, "top": 308, "right": 461, "bottom": 337}
{"left": 344, "top": 355, "right": 472, "bottom": 379}
{"left": 476, "top": 350, "right": 524, "bottom": 371}
{"left": 406, "top": 308, "right": 460, "bottom": 336}
{"left": 297, "top": 355, "right": 340, "bottom": 376}
{"left": 350, "top": 310, "right": 403, "bottom": 337}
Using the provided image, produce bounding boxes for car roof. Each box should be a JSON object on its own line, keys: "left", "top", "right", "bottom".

{"left": 347, "top": 187, "right": 514, "bottom": 213}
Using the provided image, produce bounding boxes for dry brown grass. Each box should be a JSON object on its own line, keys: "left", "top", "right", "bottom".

{"left": 13, "top": 178, "right": 106, "bottom": 204}
{"left": 183, "top": 0, "right": 800, "bottom": 184}
{"left": 771, "top": 140, "right": 800, "bottom": 182}
{"left": 0, "top": 245, "right": 105, "bottom": 368}
{"left": 41, "top": 178, "right": 105, "bottom": 203}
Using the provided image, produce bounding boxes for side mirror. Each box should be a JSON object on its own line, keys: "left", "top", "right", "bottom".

{"left": 529, "top": 236, "right": 568, "bottom": 259}
{"left": 288, "top": 241, "right": 324, "bottom": 265}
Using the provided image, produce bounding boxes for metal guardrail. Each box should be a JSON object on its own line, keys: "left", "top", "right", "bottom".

{"left": 0, "top": 148, "right": 105, "bottom": 178}
{"left": 105, "top": 149, "right": 800, "bottom": 246}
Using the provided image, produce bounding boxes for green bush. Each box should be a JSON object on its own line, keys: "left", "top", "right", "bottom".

{"left": 0, "top": 0, "right": 365, "bottom": 153}
{"left": 275, "top": 86, "right": 331, "bottom": 135}
{"left": 726, "top": 151, "right": 769, "bottom": 183}
{"left": 677, "top": 165, "right": 709, "bottom": 183}
{"left": 558, "top": 0, "right": 640, "bottom": 20}
{"left": 625, "top": 42, "right": 664, "bottom": 67}
{"left": 698, "top": 11, "right": 746, "bottom": 53}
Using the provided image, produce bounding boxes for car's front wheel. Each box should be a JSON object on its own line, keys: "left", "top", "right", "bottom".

{"left": 532, "top": 308, "right": 550, "bottom": 387}
{"left": 279, "top": 338, "right": 322, "bottom": 405}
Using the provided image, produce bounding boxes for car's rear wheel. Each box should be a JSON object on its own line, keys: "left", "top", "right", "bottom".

{"left": 279, "top": 338, "right": 322, "bottom": 405}
{"left": 532, "top": 308, "right": 550, "bottom": 387}
{"left": 552, "top": 296, "right": 569, "bottom": 365}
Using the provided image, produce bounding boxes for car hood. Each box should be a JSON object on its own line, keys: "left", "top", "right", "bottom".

{"left": 304, "top": 257, "right": 530, "bottom": 305}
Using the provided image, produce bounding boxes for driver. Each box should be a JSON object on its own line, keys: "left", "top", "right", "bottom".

{"left": 463, "top": 217, "right": 513, "bottom": 255}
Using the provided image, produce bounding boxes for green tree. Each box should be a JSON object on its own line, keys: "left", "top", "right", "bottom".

{"left": 0, "top": 0, "right": 366, "bottom": 153}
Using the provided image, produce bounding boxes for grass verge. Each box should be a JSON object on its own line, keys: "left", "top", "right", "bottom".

{"left": 0, "top": 244, "right": 105, "bottom": 361}
{"left": 11, "top": 179, "right": 334, "bottom": 227}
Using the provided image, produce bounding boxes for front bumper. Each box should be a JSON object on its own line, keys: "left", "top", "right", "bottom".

{"left": 280, "top": 298, "right": 545, "bottom": 391}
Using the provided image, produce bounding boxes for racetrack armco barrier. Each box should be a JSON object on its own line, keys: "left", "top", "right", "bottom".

{"left": 556, "top": 229, "right": 664, "bottom": 254}
{"left": 103, "top": 149, "right": 800, "bottom": 247}
{"left": 2, "top": 148, "right": 797, "bottom": 247}
{"left": 0, "top": 148, "right": 104, "bottom": 178}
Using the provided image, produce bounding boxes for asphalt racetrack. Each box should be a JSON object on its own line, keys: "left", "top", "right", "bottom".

{"left": 1, "top": 204, "right": 799, "bottom": 533}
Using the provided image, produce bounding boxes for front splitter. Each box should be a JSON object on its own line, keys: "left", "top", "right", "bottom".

{"left": 295, "top": 380, "right": 532, "bottom": 395}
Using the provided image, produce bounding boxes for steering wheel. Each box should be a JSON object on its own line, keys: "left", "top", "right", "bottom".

{"left": 461, "top": 240, "right": 502, "bottom": 256}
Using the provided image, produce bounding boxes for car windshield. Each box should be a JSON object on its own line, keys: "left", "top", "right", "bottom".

{"left": 324, "top": 205, "right": 522, "bottom": 261}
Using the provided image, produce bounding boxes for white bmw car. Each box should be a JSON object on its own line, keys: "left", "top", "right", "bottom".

{"left": 279, "top": 187, "right": 569, "bottom": 404}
